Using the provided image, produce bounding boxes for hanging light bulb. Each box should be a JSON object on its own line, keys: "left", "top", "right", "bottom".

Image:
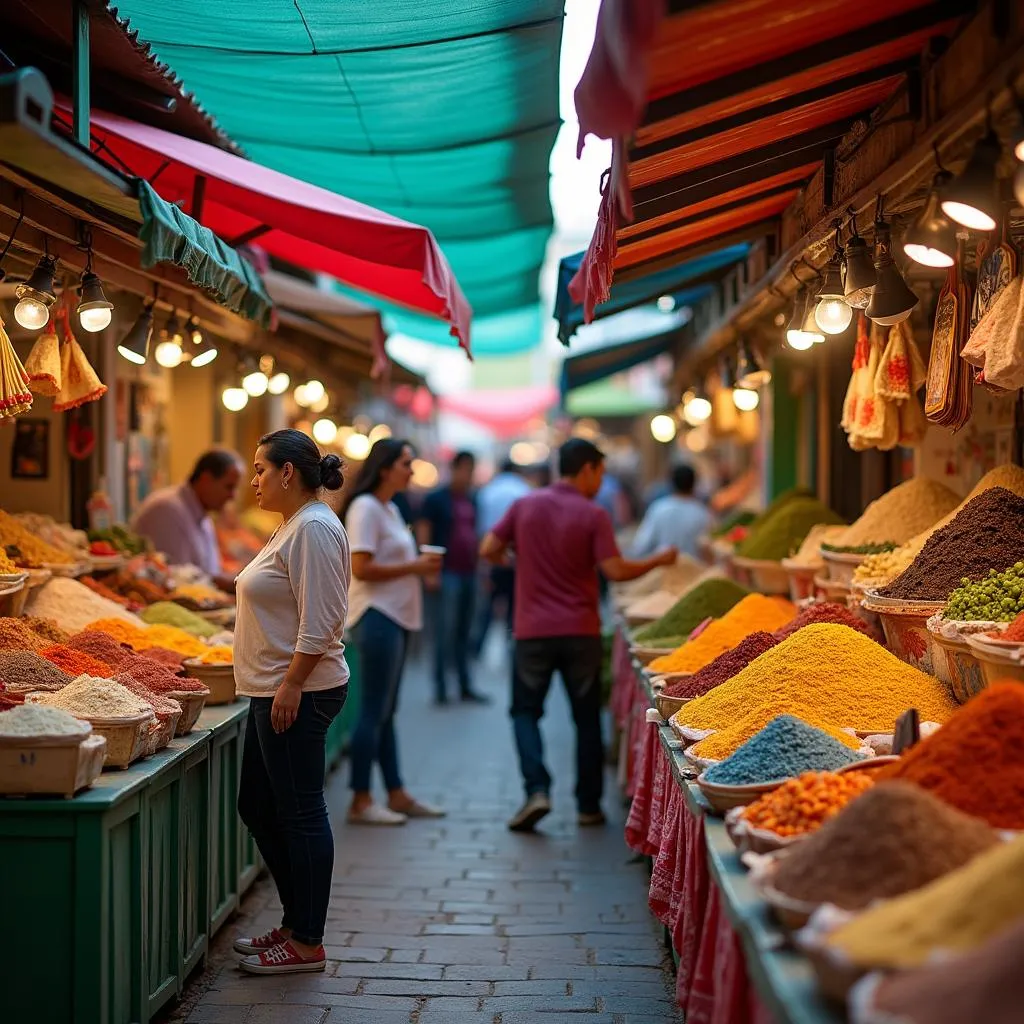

{"left": 814, "top": 255, "right": 853, "bottom": 335}
{"left": 866, "top": 219, "right": 919, "bottom": 326}
{"left": 184, "top": 315, "right": 203, "bottom": 345}
{"left": 650, "top": 414, "right": 677, "bottom": 443}
{"left": 343, "top": 432, "right": 371, "bottom": 460}
{"left": 682, "top": 386, "right": 712, "bottom": 426}
{"left": 368, "top": 423, "right": 392, "bottom": 444}
{"left": 14, "top": 254, "right": 58, "bottom": 330}
{"left": 786, "top": 288, "right": 821, "bottom": 350}
{"left": 302, "top": 379, "right": 325, "bottom": 406}
{"left": 312, "top": 417, "right": 338, "bottom": 444}
{"left": 293, "top": 383, "right": 309, "bottom": 407}
{"left": 801, "top": 289, "right": 827, "bottom": 343}
{"left": 843, "top": 223, "right": 875, "bottom": 308}
{"left": 267, "top": 371, "right": 290, "bottom": 395}
{"left": 154, "top": 312, "right": 184, "bottom": 368}
{"left": 117, "top": 303, "right": 154, "bottom": 365}
{"left": 732, "top": 387, "right": 760, "bottom": 412}
{"left": 940, "top": 130, "right": 1001, "bottom": 231}
{"left": 222, "top": 387, "right": 249, "bottom": 412}
{"left": 735, "top": 339, "right": 771, "bottom": 388}
{"left": 656, "top": 295, "right": 676, "bottom": 313}
{"left": 904, "top": 173, "right": 957, "bottom": 268}
{"left": 243, "top": 369, "right": 269, "bottom": 397}
{"left": 76, "top": 271, "right": 114, "bottom": 332}
{"left": 190, "top": 332, "right": 218, "bottom": 368}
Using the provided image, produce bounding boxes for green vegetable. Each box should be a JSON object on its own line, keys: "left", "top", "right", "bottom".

{"left": 821, "top": 542, "right": 898, "bottom": 555}
{"left": 944, "top": 562, "right": 1024, "bottom": 622}
{"left": 711, "top": 510, "right": 756, "bottom": 538}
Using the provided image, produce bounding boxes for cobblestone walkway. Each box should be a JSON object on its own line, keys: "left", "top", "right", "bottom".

{"left": 177, "top": 645, "right": 681, "bottom": 1023}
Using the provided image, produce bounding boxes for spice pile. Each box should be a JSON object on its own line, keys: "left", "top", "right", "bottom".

{"left": 0, "top": 549, "right": 17, "bottom": 574}
{"left": 703, "top": 715, "right": 862, "bottom": 784}
{"left": 617, "top": 555, "right": 705, "bottom": 604}
{"left": 87, "top": 617, "right": 209, "bottom": 657}
{"left": 741, "top": 771, "right": 873, "bottom": 838}
{"left": 0, "top": 618, "right": 51, "bottom": 652}
{"left": 0, "top": 702, "right": 89, "bottom": 737}
{"left": 20, "top": 616, "right": 70, "bottom": 644}
{"left": 823, "top": 477, "right": 960, "bottom": 553}
{"left": 772, "top": 782, "right": 996, "bottom": 910}
{"left": 773, "top": 602, "right": 874, "bottom": 641}
{"left": 735, "top": 497, "right": 845, "bottom": 561}
{"left": 0, "top": 510, "right": 74, "bottom": 566}
{"left": 113, "top": 674, "right": 182, "bottom": 721}
{"left": 140, "top": 601, "right": 218, "bottom": 638}
{"left": 139, "top": 646, "right": 186, "bottom": 670}
{"left": 37, "top": 675, "right": 152, "bottom": 719}
{"left": 198, "top": 646, "right": 233, "bottom": 665}
{"left": 24, "top": 576, "right": 144, "bottom": 634}
{"left": 881, "top": 682, "right": 1024, "bottom": 828}
{"left": 784, "top": 525, "right": 847, "bottom": 567}
{"left": 997, "top": 610, "right": 1024, "bottom": 641}
{"left": 944, "top": 562, "right": 1024, "bottom": 622}
{"left": 824, "top": 832, "right": 1024, "bottom": 970}
{"left": 633, "top": 577, "right": 749, "bottom": 647}
{"left": 662, "top": 631, "right": 778, "bottom": 699}
{"left": 689, "top": 705, "right": 863, "bottom": 760}
{"left": 674, "top": 624, "right": 956, "bottom": 736}
{"left": 649, "top": 594, "right": 795, "bottom": 674}
{"left": 0, "top": 651, "right": 72, "bottom": 692}
{"left": 40, "top": 645, "right": 114, "bottom": 678}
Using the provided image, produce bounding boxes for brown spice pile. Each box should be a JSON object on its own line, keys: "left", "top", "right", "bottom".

{"left": 0, "top": 618, "right": 49, "bottom": 652}
{"left": 0, "top": 651, "right": 72, "bottom": 692}
{"left": 65, "top": 630, "right": 135, "bottom": 669}
{"left": 20, "top": 616, "right": 70, "bottom": 644}
{"left": 773, "top": 781, "right": 996, "bottom": 909}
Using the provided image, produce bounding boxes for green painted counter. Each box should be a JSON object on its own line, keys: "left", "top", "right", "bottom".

{"left": 0, "top": 702, "right": 254, "bottom": 1024}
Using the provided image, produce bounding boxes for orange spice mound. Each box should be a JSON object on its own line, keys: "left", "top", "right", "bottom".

{"left": 741, "top": 770, "right": 874, "bottom": 838}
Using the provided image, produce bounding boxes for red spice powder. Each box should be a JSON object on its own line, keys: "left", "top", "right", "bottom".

{"left": 114, "top": 673, "right": 183, "bottom": 719}
{"left": 881, "top": 682, "right": 1024, "bottom": 829}
{"left": 40, "top": 644, "right": 114, "bottom": 678}
{"left": 774, "top": 601, "right": 876, "bottom": 642}
{"left": 662, "top": 631, "right": 779, "bottom": 698}
{"left": 64, "top": 630, "right": 135, "bottom": 669}
{"left": 999, "top": 611, "right": 1024, "bottom": 642}
{"left": 139, "top": 646, "right": 185, "bottom": 670}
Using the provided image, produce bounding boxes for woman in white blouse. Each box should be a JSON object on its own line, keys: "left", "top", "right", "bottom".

{"left": 232, "top": 429, "right": 348, "bottom": 976}
{"left": 342, "top": 438, "right": 445, "bottom": 825}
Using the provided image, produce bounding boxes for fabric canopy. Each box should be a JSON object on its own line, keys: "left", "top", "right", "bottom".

{"left": 565, "top": 379, "right": 662, "bottom": 418}
{"left": 438, "top": 385, "right": 559, "bottom": 439}
{"left": 560, "top": 324, "right": 685, "bottom": 397}
{"left": 554, "top": 243, "right": 749, "bottom": 344}
{"left": 84, "top": 109, "right": 472, "bottom": 352}
{"left": 105, "top": 1, "right": 563, "bottom": 343}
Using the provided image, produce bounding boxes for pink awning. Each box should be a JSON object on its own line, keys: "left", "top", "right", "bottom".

{"left": 438, "top": 385, "right": 558, "bottom": 438}
{"left": 79, "top": 109, "right": 472, "bottom": 354}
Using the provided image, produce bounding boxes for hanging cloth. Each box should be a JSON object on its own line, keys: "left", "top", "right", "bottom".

{"left": 51, "top": 303, "right": 107, "bottom": 412}
{"left": 962, "top": 275, "right": 1024, "bottom": 391}
{"left": 23, "top": 328, "right": 62, "bottom": 397}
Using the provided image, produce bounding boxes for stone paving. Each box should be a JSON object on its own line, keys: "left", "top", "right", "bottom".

{"left": 172, "top": 642, "right": 682, "bottom": 1023}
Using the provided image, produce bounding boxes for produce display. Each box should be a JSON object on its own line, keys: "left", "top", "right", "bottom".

{"left": 649, "top": 594, "right": 795, "bottom": 674}
{"left": 740, "top": 771, "right": 874, "bottom": 838}
{"left": 661, "top": 631, "right": 778, "bottom": 699}
{"left": 822, "top": 477, "right": 960, "bottom": 553}
{"left": 87, "top": 524, "right": 148, "bottom": 556}
{"left": 11, "top": 513, "right": 89, "bottom": 561}
{"left": 880, "top": 488, "right": 1024, "bottom": 601}
{"left": 702, "top": 715, "right": 862, "bottom": 784}
{"left": 710, "top": 509, "right": 756, "bottom": 539}
{"left": 734, "top": 496, "right": 844, "bottom": 561}
{"left": 20, "top": 616, "right": 71, "bottom": 644}
{"left": 943, "top": 562, "right": 1024, "bottom": 622}
{"left": 633, "top": 577, "right": 749, "bottom": 646}
{"left": 771, "top": 782, "right": 996, "bottom": 910}
{"left": 139, "top": 646, "right": 186, "bottom": 670}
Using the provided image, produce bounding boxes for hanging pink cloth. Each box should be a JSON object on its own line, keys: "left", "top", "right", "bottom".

{"left": 574, "top": 0, "right": 666, "bottom": 156}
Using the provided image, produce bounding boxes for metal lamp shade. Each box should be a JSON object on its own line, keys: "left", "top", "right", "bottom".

{"left": 736, "top": 340, "right": 771, "bottom": 388}
{"left": 191, "top": 332, "right": 219, "bottom": 367}
{"left": 718, "top": 354, "right": 736, "bottom": 390}
{"left": 940, "top": 131, "right": 1001, "bottom": 232}
{"left": 117, "top": 306, "right": 153, "bottom": 364}
{"left": 903, "top": 184, "right": 956, "bottom": 268}
{"left": 16, "top": 255, "right": 58, "bottom": 306}
{"left": 866, "top": 223, "right": 919, "bottom": 326}
{"left": 843, "top": 234, "right": 875, "bottom": 308}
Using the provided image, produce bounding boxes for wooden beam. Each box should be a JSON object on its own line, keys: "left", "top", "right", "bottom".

{"left": 632, "top": 60, "right": 912, "bottom": 161}
{"left": 646, "top": 0, "right": 967, "bottom": 125}
{"left": 71, "top": 0, "right": 90, "bottom": 147}
{"left": 227, "top": 224, "right": 272, "bottom": 247}
{"left": 630, "top": 122, "right": 847, "bottom": 221}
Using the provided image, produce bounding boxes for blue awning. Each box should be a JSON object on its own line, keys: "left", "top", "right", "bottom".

{"left": 554, "top": 243, "right": 749, "bottom": 345}
{"left": 560, "top": 322, "right": 689, "bottom": 397}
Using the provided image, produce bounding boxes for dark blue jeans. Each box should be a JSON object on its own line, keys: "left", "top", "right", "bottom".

{"left": 511, "top": 636, "right": 605, "bottom": 814}
{"left": 432, "top": 571, "right": 476, "bottom": 701}
{"left": 472, "top": 565, "right": 515, "bottom": 658}
{"left": 349, "top": 608, "right": 408, "bottom": 793}
{"left": 237, "top": 685, "right": 346, "bottom": 946}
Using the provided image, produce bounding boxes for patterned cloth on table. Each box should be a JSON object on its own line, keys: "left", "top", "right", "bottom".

{"left": 610, "top": 627, "right": 635, "bottom": 727}
{"left": 625, "top": 721, "right": 659, "bottom": 854}
{"left": 648, "top": 779, "right": 683, "bottom": 925}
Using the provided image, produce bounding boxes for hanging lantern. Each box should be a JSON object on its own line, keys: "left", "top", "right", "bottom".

{"left": 866, "top": 220, "right": 919, "bottom": 326}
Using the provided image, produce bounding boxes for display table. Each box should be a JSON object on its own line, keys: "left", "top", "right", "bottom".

{"left": 613, "top": 624, "right": 842, "bottom": 1024}
{"left": 0, "top": 702, "right": 257, "bottom": 1024}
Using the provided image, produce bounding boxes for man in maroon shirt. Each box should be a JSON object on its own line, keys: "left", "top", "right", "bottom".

{"left": 481, "top": 439, "right": 676, "bottom": 832}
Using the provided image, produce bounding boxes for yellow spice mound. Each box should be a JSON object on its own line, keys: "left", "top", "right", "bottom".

{"left": 86, "top": 617, "right": 207, "bottom": 657}
{"left": 674, "top": 623, "right": 955, "bottom": 735}
{"left": 649, "top": 593, "right": 795, "bottom": 674}
{"left": 687, "top": 706, "right": 862, "bottom": 760}
{"left": 826, "top": 833, "right": 1024, "bottom": 970}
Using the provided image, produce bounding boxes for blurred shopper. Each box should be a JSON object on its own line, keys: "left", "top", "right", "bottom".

{"left": 133, "top": 449, "right": 241, "bottom": 589}
{"left": 343, "top": 439, "right": 446, "bottom": 825}
{"left": 234, "top": 429, "right": 348, "bottom": 975}
{"left": 631, "top": 464, "right": 710, "bottom": 559}
{"left": 481, "top": 439, "right": 676, "bottom": 832}
{"left": 472, "top": 458, "right": 530, "bottom": 658}
{"left": 417, "top": 451, "right": 488, "bottom": 704}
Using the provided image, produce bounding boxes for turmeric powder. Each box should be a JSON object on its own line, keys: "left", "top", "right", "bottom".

{"left": 674, "top": 623, "right": 955, "bottom": 734}
{"left": 649, "top": 594, "right": 796, "bottom": 674}
{"left": 687, "top": 705, "right": 862, "bottom": 760}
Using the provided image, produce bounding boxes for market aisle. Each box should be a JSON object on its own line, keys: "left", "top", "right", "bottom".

{"left": 176, "top": 644, "right": 682, "bottom": 1024}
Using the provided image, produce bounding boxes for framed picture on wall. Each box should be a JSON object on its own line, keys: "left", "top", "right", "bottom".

{"left": 10, "top": 418, "right": 49, "bottom": 479}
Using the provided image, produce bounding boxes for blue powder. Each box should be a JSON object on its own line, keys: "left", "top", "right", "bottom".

{"left": 703, "top": 714, "right": 861, "bottom": 785}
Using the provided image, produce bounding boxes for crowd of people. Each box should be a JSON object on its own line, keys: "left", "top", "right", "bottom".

{"left": 129, "top": 433, "right": 717, "bottom": 976}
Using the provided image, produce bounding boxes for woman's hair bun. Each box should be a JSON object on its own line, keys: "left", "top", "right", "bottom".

{"left": 319, "top": 453, "right": 344, "bottom": 490}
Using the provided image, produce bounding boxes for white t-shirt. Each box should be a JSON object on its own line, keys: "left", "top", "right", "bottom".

{"left": 346, "top": 494, "right": 422, "bottom": 632}
{"left": 233, "top": 501, "right": 350, "bottom": 696}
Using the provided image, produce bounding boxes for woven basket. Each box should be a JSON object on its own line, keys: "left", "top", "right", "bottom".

{"left": 0, "top": 732, "right": 106, "bottom": 796}
{"left": 166, "top": 689, "right": 210, "bottom": 734}
{"left": 182, "top": 661, "right": 236, "bottom": 705}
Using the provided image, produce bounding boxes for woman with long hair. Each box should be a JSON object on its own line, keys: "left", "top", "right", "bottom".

{"left": 342, "top": 438, "right": 445, "bottom": 824}
{"left": 233, "top": 428, "right": 349, "bottom": 975}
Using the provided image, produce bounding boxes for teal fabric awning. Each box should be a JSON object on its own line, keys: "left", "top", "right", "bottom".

{"left": 137, "top": 179, "right": 273, "bottom": 326}
{"left": 108, "top": 2, "right": 563, "bottom": 342}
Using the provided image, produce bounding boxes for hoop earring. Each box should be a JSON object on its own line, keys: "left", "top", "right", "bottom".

{"left": 283, "top": 480, "right": 289, "bottom": 490}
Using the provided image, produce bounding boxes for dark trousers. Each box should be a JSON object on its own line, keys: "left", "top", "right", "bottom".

{"left": 473, "top": 565, "right": 515, "bottom": 657}
{"left": 349, "top": 608, "right": 408, "bottom": 793}
{"left": 432, "top": 571, "right": 476, "bottom": 701}
{"left": 238, "top": 685, "right": 346, "bottom": 946}
{"left": 511, "top": 635, "right": 604, "bottom": 814}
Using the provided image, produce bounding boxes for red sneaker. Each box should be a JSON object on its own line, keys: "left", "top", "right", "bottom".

{"left": 233, "top": 927, "right": 287, "bottom": 955}
{"left": 239, "top": 940, "right": 327, "bottom": 975}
